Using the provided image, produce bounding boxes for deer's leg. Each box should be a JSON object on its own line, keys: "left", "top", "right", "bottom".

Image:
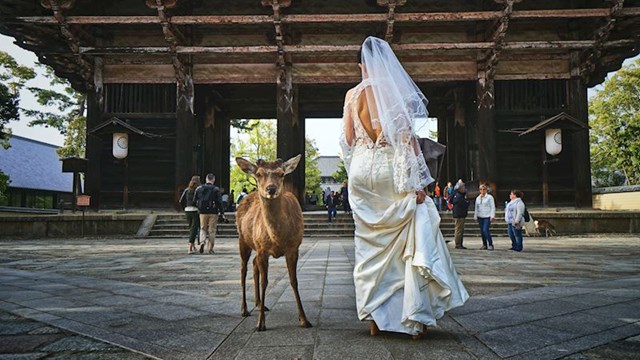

{"left": 255, "top": 253, "right": 269, "bottom": 331}
{"left": 252, "top": 256, "right": 269, "bottom": 311}
{"left": 286, "top": 250, "right": 312, "bottom": 328}
{"left": 239, "top": 239, "right": 252, "bottom": 317}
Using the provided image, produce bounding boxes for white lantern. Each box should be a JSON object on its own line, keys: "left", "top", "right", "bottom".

{"left": 113, "top": 132, "right": 129, "bottom": 159}
{"left": 545, "top": 128, "right": 562, "bottom": 156}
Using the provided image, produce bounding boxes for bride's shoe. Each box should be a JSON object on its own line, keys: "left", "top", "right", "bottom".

{"left": 370, "top": 321, "right": 379, "bottom": 336}
{"left": 411, "top": 324, "right": 427, "bottom": 340}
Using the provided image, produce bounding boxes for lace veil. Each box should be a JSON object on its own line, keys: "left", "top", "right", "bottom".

{"left": 344, "top": 36, "right": 434, "bottom": 193}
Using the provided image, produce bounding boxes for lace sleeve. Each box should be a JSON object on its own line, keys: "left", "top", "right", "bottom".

{"left": 392, "top": 132, "right": 433, "bottom": 193}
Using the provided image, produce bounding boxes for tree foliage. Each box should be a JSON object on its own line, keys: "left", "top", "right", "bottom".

{"left": 229, "top": 120, "right": 322, "bottom": 198}
{"left": 589, "top": 58, "right": 640, "bottom": 186}
{"left": 332, "top": 160, "right": 348, "bottom": 184}
{"left": 0, "top": 50, "right": 35, "bottom": 148}
{"left": 25, "top": 65, "right": 86, "bottom": 158}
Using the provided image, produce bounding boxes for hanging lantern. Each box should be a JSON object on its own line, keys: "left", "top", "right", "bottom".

{"left": 545, "top": 128, "right": 562, "bottom": 156}
{"left": 113, "top": 132, "right": 129, "bottom": 159}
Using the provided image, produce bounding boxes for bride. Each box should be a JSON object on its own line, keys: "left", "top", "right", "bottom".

{"left": 340, "top": 36, "right": 469, "bottom": 338}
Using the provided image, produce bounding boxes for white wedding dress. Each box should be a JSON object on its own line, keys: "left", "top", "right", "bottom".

{"left": 342, "top": 82, "right": 469, "bottom": 335}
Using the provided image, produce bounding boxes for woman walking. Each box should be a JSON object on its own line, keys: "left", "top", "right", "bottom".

{"left": 474, "top": 184, "right": 496, "bottom": 250}
{"left": 179, "top": 175, "right": 201, "bottom": 254}
{"left": 340, "top": 36, "right": 468, "bottom": 338}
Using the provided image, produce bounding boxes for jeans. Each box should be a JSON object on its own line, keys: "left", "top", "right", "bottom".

{"left": 477, "top": 217, "right": 493, "bottom": 247}
{"left": 328, "top": 207, "right": 337, "bottom": 222}
{"left": 507, "top": 223, "right": 523, "bottom": 251}
{"left": 434, "top": 196, "right": 441, "bottom": 211}
{"left": 185, "top": 211, "right": 199, "bottom": 243}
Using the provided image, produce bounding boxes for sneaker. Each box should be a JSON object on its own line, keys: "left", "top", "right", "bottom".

{"left": 199, "top": 243, "right": 205, "bottom": 254}
{"left": 488, "top": 245, "right": 494, "bottom": 250}
{"left": 208, "top": 250, "right": 215, "bottom": 255}
{"left": 480, "top": 246, "right": 488, "bottom": 250}
{"left": 455, "top": 246, "right": 467, "bottom": 249}
{"left": 188, "top": 250, "right": 195, "bottom": 255}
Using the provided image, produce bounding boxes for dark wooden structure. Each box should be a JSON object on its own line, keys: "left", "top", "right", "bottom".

{"left": 2, "top": 0, "right": 639, "bottom": 208}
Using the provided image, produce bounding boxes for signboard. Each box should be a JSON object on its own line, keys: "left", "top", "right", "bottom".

{"left": 77, "top": 195, "right": 91, "bottom": 207}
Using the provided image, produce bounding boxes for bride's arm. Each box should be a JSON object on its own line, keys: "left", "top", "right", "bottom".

{"left": 343, "top": 90, "right": 355, "bottom": 146}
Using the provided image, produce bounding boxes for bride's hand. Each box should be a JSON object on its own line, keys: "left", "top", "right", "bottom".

{"left": 416, "top": 190, "right": 426, "bottom": 204}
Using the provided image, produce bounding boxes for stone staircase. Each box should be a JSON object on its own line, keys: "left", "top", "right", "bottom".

{"left": 144, "top": 211, "right": 508, "bottom": 239}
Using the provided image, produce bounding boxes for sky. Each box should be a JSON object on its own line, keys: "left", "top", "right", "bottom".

{"left": 2, "top": 34, "right": 637, "bottom": 156}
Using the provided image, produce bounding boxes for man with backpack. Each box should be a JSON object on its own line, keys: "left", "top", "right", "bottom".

{"left": 194, "top": 173, "right": 222, "bottom": 254}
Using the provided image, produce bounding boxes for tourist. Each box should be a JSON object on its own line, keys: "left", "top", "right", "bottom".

{"left": 340, "top": 180, "right": 351, "bottom": 214}
{"left": 444, "top": 181, "right": 454, "bottom": 211}
{"left": 474, "top": 183, "right": 496, "bottom": 250}
{"left": 451, "top": 181, "right": 470, "bottom": 249}
{"left": 325, "top": 190, "right": 338, "bottom": 223}
{"left": 339, "top": 36, "right": 468, "bottom": 338}
{"left": 179, "top": 175, "right": 201, "bottom": 254}
{"left": 433, "top": 181, "right": 441, "bottom": 211}
{"left": 194, "top": 174, "right": 222, "bottom": 254}
{"left": 505, "top": 189, "right": 526, "bottom": 252}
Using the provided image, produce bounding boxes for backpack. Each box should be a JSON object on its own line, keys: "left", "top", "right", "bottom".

{"left": 179, "top": 189, "right": 188, "bottom": 208}
{"left": 197, "top": 185, "right": 220, "bottom": 213}
{"left": 523, "top": 207, "right": 531, "bottom": 222}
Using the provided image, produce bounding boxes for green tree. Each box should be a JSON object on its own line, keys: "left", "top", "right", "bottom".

{"left": 332, "top": 160, "right": 348, "bottom": 184}
{"left": 0, "top": 51, "right": 36, "bottom": 148}
{"left": 229, "top": 120, "right": 322, "bottom": 198}
{"left": 305, "top": 138, "right": 322, "bottom": 197}
{"left": 1, "top": 51, "right": 35, "bottom": 202}
{"left": 23, "top": 65, "right": 86, "bottom": 158}
{"left": 589, "top": 58, "right": 640, "bottom": 186}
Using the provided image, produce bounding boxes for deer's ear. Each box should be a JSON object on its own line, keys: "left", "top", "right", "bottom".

{"left": 283, "top": 154, "right": 302, "bottom": 175}
{"left": 236, "top": 157, "right": 257, "bottom": 175}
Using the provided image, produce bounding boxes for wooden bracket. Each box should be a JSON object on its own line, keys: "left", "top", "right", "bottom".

{"left": 41, "top": 0, "right": 93, "bottom": 88}
{"left": 477, "top": 0, "right": 514, "bottom": 109}
{"left": 580, "top": 0, "right": 625, "bottom": 80}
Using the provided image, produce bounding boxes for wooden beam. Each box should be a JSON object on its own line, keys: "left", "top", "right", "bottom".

{"left": 580, "top": 0, "right": 625, "bottom": 80}
{"left": 76, "top": 39, "right": 637, "bottom": 55}
{"left": 40, "top": 0, "right": 93, "bottom": 87}
{"left": 377, "top": 0, "right": 405, "bottom": 43}
{"left": 4, "top": 8, "right": 640, "bottom": 25}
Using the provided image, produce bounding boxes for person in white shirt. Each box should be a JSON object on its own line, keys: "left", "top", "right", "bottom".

{"left": 473, "top": 184, "right": 496, "bottom": 250}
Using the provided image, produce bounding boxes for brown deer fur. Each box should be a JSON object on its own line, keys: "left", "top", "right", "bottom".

{"left": 235, "top": 154, "right": 312, "bottom": 331}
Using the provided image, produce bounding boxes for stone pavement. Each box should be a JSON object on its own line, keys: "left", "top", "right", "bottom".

{"left": 0, "top": 234, "right": 639, "bottom": 359}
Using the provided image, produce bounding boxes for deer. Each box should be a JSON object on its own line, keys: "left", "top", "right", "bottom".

{"left": 235, "top": 154, "right": 312, "bottom": 332}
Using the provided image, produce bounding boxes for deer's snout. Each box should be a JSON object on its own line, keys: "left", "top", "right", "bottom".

{"left": 266, "top": 185, "right": 277, "bottom": 195}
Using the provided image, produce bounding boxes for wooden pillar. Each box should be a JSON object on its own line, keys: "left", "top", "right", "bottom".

{"left": 476, "top": 80, "right": 497, "bottom": 185}
{"left": 277, "top": 84, "right": 305, "bottom": 207}
{"left": 568, "top": 70, "right": 592, "bottom": 208}
{"left": 85, "top": 91, "right": 102, "bottom": 210}
{"left": 174, "top": 66, "right": 194, "bottom": 201}
{"left": 213, "top": 112, "right": 231, "bottom": 192}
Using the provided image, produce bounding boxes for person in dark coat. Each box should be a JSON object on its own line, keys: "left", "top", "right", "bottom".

{"left": 451, "top": 181, "right": 470, "bottom": 249}
{"left": 326, "top": 191, "right": 338, "bottom": 223}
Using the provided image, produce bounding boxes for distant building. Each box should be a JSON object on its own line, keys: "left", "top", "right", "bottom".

{"left": 0, "top": 135, "right": 73, "bottom": 209}
{"left": 317, "top": 156, "right": 342, "bottom": 195}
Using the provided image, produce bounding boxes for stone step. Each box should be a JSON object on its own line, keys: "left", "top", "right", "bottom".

{"left": 145, "top": 213, "right": 510, "bottom": 239}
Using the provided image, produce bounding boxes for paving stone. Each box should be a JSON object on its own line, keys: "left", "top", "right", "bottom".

{"left": 128, "top": 303, "right": 207, "bottom": 321}
{"left": 532, "top": 311, "right": 629, "bottom": 336}
{"left": 40, "top": 336, "right": 120, "bottom": 352}
{"left": 235, "top": 345, "right": 314, "bottom": 360}
{"left": 313, "top": 330, "right": 393, "bottom": 360}
{"left": 0, "top": 334, "right": 64, "bottom": 353}
{"left": 0, "top": 322, "right": 43, "bottom": 335}
{"left": 0, "top": 354, "right": 47, "bottom": 360}
{"left": 1, "top": 235, "right": 640, "bottom": 359}
{"left": 477, "top": 323, "right": 576, "bottom": 358}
